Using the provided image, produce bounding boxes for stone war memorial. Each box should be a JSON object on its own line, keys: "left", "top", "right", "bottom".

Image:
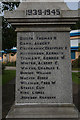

{"left": 5, "top": 0, "right": 80, "bottom": 119}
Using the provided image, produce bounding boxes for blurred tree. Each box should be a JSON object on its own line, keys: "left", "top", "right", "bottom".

{"left": 71, "top": 20, "right": 80, "bottom": 30}
{"left": 78, "top": 43, "right": 80, "bottom": 52}
{"left": 2, "top": 2, "right": 20, "bottom": 11}
{"left": 71, "top": 9, "right": 80, "bottom": 30}
{"left": 2, "top": 2, "right": 20, "bottom": 50}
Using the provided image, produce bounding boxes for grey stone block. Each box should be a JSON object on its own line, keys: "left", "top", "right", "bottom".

{"left": 6, "top": 104, "right": 79, "bottom": 119}
{"left": 4, "top": 1, "right": 80, "bottom": 119}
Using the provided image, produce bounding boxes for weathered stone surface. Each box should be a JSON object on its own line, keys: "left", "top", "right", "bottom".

{"left": 6, "top": 104, "right": 79, "bottom": 119}
{"left": 4, "top": 0, "right": 79, "bottom": 119}
{"left": 16, "top": 31, "right": 72, "bottom": 104}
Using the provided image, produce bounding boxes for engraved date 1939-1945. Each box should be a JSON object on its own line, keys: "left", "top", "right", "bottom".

{"left": 26, "top": 9, "right": 60, "bottom": 16}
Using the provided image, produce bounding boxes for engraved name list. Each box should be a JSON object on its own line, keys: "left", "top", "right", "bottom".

{"left": 16, "top": 32, "right": 68, "bottom": 103}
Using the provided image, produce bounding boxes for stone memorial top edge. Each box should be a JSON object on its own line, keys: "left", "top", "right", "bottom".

{"left": 4, "top": 1, "right": 79, "bottom": 23}
{"left": 17, "top": 2, "right": 69, "bottom": 10}
{"left": 21, "top": 0, "right": 64, "bottom": 2}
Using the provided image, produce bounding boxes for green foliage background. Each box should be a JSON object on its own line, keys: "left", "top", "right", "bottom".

{"left": 72, "top": 56, "right": 80, "bottom": 68}
{"left": 2, "top": 2, "right": 20, "bottom": 50}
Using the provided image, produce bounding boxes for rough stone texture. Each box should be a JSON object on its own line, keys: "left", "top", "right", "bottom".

{"left": 17, "top": 2, "right": 69, "bottom": 11}
{"left": 16, "top": 31, "right": 72, "bottom": 104}
{"left": 2, "top": 81, "right": 80, "bottom": 119}
{"left": 4, "top": 1, "right": 79, "bottom": 119}
{"left": 4, "top": 2, "right": 79, "bottom": 20}
{"left": 6, "top": 104, "right": 79, "bottom": 119}
{"left": 20, "top": 0, "right": 64, "bottom": 2}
